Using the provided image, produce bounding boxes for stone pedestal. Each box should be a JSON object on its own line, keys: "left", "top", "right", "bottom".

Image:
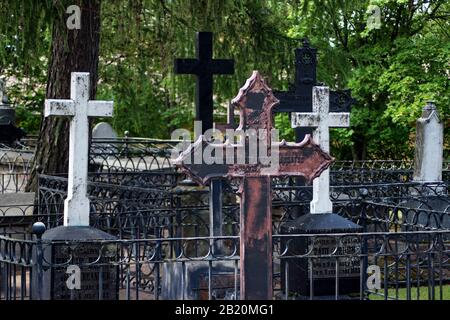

{"left": 161, "top": 261, "right": 238, "bottom": 300}
{"left": 280, "top": 213, "right": 362, "bottom": 298}
{"left": 35, "top": 226, "right": 118, "bottom": 300}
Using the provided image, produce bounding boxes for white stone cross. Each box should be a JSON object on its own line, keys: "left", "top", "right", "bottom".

{"left": 291, "top": 86, "right": 350, "bottom": 214}
{"left": 45, "top": 72, "right": 113, "bottom": 226}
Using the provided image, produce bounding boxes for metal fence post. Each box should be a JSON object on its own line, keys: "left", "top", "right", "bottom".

{"left": 32, "top": 222, "right": 46, "bottom": 300}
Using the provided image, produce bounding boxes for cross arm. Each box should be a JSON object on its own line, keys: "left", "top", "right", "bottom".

{"left": 44, "top": 99, "right": 75, "bottom": 118}
{"left": 328, "top": 112, "right": 350, "bottom": 127}
{"left": 291, "top": 112, "right": 320, "bottom": 128}
{"left": 174, "top": 58, "right": 199, "bottom": 74}
{"left": 87, "top": 101, "right": 114, "bottom": 118}
{"left": 211, "top": 59, "right": 235, "bottom": 74}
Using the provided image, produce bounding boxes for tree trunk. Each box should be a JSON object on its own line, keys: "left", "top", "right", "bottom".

{"left": 26, "top": 0, "right": 101, "bottom": 191}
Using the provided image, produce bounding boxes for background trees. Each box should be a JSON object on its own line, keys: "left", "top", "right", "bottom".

{"left": 0, "top": 0, "right": 448, "bottom": 164}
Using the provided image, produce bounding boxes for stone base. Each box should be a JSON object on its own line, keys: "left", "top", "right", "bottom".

{"left": 161, "top": 260, "right": 238, "bottom": 300}
{"left": 280, "top": 213, "right": 362, "bottom": 297}
{"left": 34, "top": 226, "right": 118, "bottom": 300}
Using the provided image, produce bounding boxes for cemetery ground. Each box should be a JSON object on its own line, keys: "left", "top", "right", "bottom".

{"left": 0, "top": 69, "right": 448, "bottom": 301}
{"left": 0, "top": 1, "right": 449, "bottom": 305}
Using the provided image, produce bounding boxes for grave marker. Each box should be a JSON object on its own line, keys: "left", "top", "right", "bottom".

{"left": 0, "top": 78, "right": 26, "bottom": 145}
{"left": 292, "top": 86, "right": 350, "bottom": 214}
{"left": 44, "top": 72, "right": 113, "bottom": 226}
{"left": 37, "top": 72, "right": 118, "bottom": 300}
{"left": 174, "top": 31, "right": 234, "bottom": 132}
{"left": 165, "top": 32, "right": 235, "bottom": 299}
{"left": 175, "top": 31, "right": 234, "bottom": 252}
{"left": 284, "top": 85, "right": 362, "bottom": 298}
{"left": 176, "top": 71, "right": 333, "bottom": 299}
{"left": 413, "top": 101, "right": 444, "bottom": 184}
{"left": 92, "top": 122, "right": 118, "bottom": 140}
{"left": 274, "top": 38, "right": 355, "bottom": 142}
{"left": 403, "top": 101, "right": 447, "bottom": 230}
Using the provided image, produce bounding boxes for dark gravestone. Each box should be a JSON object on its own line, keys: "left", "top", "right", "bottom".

{"left": 273, "top": 38, "right": 355, "bottom": 143}
{"left": 280, "top": 213, "right": 362, "bottom": 297}
{"left": 0, "top": 80, "right": 26, "bottom": 145}
{"left": 176, "top": 71, "right": 333, "bottom": 299}
{"left": 161, "top": 261, "right": 237, "bottom": 300}
{"left": 37, "top": 226, "right": 118, "bottom": 300}
{"left": 272, "top": 39, "right": 356, "bottom": 218}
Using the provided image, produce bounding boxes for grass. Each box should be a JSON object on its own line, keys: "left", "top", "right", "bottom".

{"left": 368, "top": 285, "right": 450, "bottom": 300}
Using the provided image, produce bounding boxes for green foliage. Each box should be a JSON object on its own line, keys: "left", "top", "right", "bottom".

{"left": 0, "top": 0, "right": 448, "bottom": 160}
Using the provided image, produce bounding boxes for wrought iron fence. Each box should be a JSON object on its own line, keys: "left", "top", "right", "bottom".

{"left": 1, "top": 136, "right": 449, "bottom": 194}
{"left": 1, "top": 230, "right": 448, "bottom": 300}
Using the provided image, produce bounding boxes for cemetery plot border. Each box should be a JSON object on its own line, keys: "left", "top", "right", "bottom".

{"left": 1, "top": 229, "right": 448, "bottom": 300}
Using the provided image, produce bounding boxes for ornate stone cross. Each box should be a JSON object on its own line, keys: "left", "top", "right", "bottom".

{"left": 291, "top": 86, "right": 350, "bottom": 214}
{"left": 44, "top": 72, "right": 114, "bottom": 226}
{"left": 176, "top": 71, "right": 333, "bottom": 299}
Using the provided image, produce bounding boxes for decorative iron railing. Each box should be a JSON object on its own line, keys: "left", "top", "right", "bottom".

{"left": 1, "top": 230, "right": 448, "bottom": 300}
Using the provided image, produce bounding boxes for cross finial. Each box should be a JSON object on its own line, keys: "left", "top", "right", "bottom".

{"left": 231, "top": 71, "right": 279, "bottom": 134}
{"left": 301, "top": 37, "right": 310, "bottom": 48}
{"left": 424, "top": 100, "right": 436, "bottom": 111}
{"left": 45, "top": 72, "right": 114, "bottom": 226}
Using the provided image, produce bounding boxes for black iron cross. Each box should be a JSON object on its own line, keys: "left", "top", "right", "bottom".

{"left": 274, "top": 38, "right": 356, "bottom": 142}
{"left": 174, "top": 32, "right": 234, "bottom": 132}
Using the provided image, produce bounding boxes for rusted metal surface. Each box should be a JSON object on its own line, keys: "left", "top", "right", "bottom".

{"left": 175, "top": 70, "right": 334, "bottom": 300}
{"left": 239, "top": 176, "right": 272, "bottom": 300}
{"left": 176, "top": 136, "right": 332, "bottom": 185}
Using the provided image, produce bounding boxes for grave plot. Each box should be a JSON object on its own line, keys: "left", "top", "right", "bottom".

{"left": 0, "top": 37, "right": 448, "bottom": 302}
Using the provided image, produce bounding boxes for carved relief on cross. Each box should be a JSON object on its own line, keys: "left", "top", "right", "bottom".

{"left": 44, "top": 72, "right": 114, "bottom": 226}
{"left": 291, "top": 86, "right": 350, "bottom": 214}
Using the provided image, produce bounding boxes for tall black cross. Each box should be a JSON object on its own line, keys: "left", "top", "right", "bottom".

{"left": 274, "top": 39, "right": 356, "bottom": 142}
{"left": 174, "top": 32, "right": 234, "bottom": 132}
{"left": 174, "top": 32, "right": 234, "bottom": 254}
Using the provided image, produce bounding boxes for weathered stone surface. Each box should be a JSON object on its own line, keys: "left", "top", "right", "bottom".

{"left": 0, "top": 193, "right": 34, "bottom": 215}
{"left": 45, "top": 72, "right": 113, "bottom": 226}
{"left": 92, "top": 122, "right": 118, "bottom": 140}
{"left": 280, "top": 213, "right": 362, "bottom": 298}
{"left": 413, "top": 102, "right": 443, "bottom": 183}
{"left": 37, "top": 226, "right": 118, "bottom": 300}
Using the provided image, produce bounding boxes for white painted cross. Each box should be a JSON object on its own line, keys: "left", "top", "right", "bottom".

{"left": 45, "top": 72, "right": 113, "bottom": 226}
{"left": 291, "top": 86, "right": 350, "bottom": 214}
